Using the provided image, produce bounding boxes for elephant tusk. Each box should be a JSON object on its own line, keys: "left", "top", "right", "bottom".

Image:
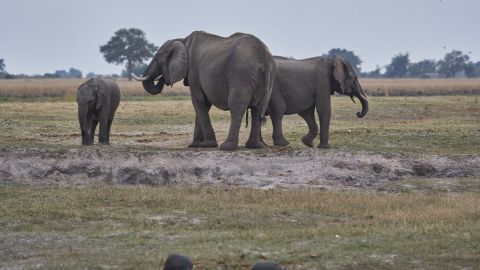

{"left": 131, "top": 73, "right": 151, "bottom": 81}
{"left": 154, "top": 74, "right": 163, "bottom": 81}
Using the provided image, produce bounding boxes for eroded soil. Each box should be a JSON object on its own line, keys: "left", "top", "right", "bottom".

{"left": 1, "top": 147, "right": 478, "bottom": 189}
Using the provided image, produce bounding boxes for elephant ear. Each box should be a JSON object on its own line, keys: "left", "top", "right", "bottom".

{"left": 333, "top": 56, "right": 354, "bottom": 94}
{"left": 168, "top": 41, "right": 188, "bottom": 86}
{"left": 95, "top": 79, "right": 109, "bottom": 111}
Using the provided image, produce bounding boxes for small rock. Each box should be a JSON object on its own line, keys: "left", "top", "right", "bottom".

{"left": 252, "top": 261, "right": 284, "bottom": 270}
{"left": 164, "top": 254, "right": 193, "bottom": 270}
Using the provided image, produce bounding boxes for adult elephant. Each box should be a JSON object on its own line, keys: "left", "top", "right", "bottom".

{"left": 132, "top": 31, "right": 275, "bottom": 151}
{"left": 265, "top": 56, "right": 368, "bottom": 148}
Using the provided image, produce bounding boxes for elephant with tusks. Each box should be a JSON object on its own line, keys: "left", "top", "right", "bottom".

{"left": 132, "top": 31, "right": 276, "bottom": 151}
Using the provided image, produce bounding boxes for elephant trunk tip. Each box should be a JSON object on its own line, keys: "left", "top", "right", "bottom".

{"left": 355, "top": 91, "right": 368, "bottom": 118}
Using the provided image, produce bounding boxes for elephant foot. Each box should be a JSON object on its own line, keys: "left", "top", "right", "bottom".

{"left": 199, "top": 140, "right": 218, "bottom": 148}
{"left": 245, "top": 139, "right": 265, "bottom": 149}
{"left": 318, "top": 143, "right": 331, "bottom": 149}
{"left": 301, "top": 136, "right": 314, "bottom": 148}
{"left": 273, "top": 137, "right": 289, "bottom": 147}
{"left": 188, "top": 141, "right": 202, "bottom": 148}
{"left": 219, "top": 141, "right": 238, "bottom": 151}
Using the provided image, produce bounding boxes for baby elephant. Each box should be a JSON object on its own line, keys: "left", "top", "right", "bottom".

{"left": 76, "top": 77, "right": 120, "bottom": 145}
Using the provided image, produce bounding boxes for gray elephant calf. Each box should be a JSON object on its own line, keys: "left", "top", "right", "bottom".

{"left": 76, "top": 77, "right": 120, "bottom": 145}
{"left": 265, "top": 56, "right": 368, "bottom": 148}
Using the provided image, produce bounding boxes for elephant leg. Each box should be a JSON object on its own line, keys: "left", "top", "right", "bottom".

{"left": 298, "top": 107, "right": 318, "bottom": 147}
{"left": 98, "top": 116, "right": 109, "bottom": 145}
{"left": 191, "top": 91, "right": 217, "bottom": 148}
{"left": 80, "top": 120, "right": 88, "bottom": 145}
{"left": 189, "top": 115, "right": 205, "bottom": 148}
{"left": 245, "top": 107, "right": 265, "bottom": 149}
{"left": 267, "top": 90, "right": 288, "bottom": 146}
{"left": 220, "top": 102, "right": 248, "bottom": 151}
{"left": 271, "top": 113, "right": 289, "bottom": 147}
{"left": 258, "top": 124, "right": 268, "bottom": 147}
{"left": 316, "top": 96, "right": 331, "bottom": 149}
{"left": 89, "top": 119, "right": 98, "bottom": 145}
{"left": 106, "top": 119, "right": 113, "bottom": 144}
{"left": 220, "top": 85, "right": 251, "bottom": 151}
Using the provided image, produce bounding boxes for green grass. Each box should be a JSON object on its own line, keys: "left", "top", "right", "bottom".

{"left": 1, "top": 89, "right": 480, "bottom": 268}
{"left": 0, "top": 96, "right": 478, "bottom": 155}
{"left": 1, "top": 184, "right": 479, "bottom": 269}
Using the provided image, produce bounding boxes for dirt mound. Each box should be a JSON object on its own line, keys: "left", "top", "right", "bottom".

{"left": 0, "top": 148, "right": 478, "bottom": 189}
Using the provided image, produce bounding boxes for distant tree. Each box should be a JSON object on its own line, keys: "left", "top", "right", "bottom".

{"left": 68, "top": 68, "right": 83, "bottom": 78}
{"left": 385, "top": 53, "right": 410, "bottom": 78}
{"left": 464, "top": 62, "right": 476, "bottom": 78}
{"left": 100, "top": 28, "right": 157, "bottom": 81}
{"left": 475, "top": 62, "right": 480, "bottom": 77}
{"left": 0, "top": 59, "right": 5, "bottom": 73}
{"left": 363, "top": 66, "right": 383, "bottom": 78}
{"left": 54, "top": 70, "right": 68, "bottom": 78}
{"left": 44, "top": 73, "right": 60, "bottom": 78}
{"left": 437, "top": 50, "right": 469, "bottom": 78}
{"left": 121, "top": 63, "right": 147, "bottom": 78}
{"left": 408, "top": 59, "right": 437, "bottom": 77}
{"left": 86, "top": 72, "right": 96, "bottom": 79}
{"left": 325, "top": 48, "right": 362, "bottom": 72}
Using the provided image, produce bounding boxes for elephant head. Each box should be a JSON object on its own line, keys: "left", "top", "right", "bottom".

{"left": 131, "top": 40, "right": 188, "bottom": 95}
{"left": 332, "top": 56, "right": 368, "bottom": 118}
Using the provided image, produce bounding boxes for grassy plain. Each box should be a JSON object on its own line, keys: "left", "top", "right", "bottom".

{"left": 1, "top": 185, "right": 479, "bottom": 269}
{"left": 0, "top": 95, "right": 478, "bottom": 155}
{"left": 1, "top": 78, "right": 480, "bottom": 100}
{"left": 0, "top": 79, "right": 479, "bottom": 269}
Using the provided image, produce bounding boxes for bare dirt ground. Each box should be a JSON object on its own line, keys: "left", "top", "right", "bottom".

{"left": 1, "top": 147, "right": 478, "bottom": 189}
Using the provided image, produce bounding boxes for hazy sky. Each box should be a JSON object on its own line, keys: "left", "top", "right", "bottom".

{"left": 1, "top": 0, "right": 479, "bottom": 75}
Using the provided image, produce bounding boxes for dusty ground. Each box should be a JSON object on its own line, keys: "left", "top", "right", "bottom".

{"left": 1, "top": 147, "right": 478, "bottom": 189}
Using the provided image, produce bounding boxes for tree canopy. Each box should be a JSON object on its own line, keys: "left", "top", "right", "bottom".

{"left": 325, "top": 48, "right": 362, "bottom": 72}
{"left": 0, "top": 59, "right": 5, "bottom": 73}
{"left": 385, "top": 53, "right": 410, "bottom": 78}
{"left": 408, "top": 59, "right": 437, "bottom": 77}
{"left": 437, "top": 50, "right": 470, "bottom": 78}
{"left": 100, "top": 28, "right": 157, "bottom": 80}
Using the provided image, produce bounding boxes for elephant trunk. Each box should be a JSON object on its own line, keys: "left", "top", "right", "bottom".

{"left": 132, "top": 71, "right": 165, "bottom": 95}
{"left": 142, "top": 76, "right": 165, "bottom": 95}
{"left": 355, "top": 86, "right": 368, "bottom": 118}
{"left": 78, "top": 107, "right": 91, "bottom": 145}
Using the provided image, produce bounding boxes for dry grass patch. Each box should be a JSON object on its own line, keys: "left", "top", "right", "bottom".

{"left": 361, "top": 78, "right": 480, "bottom": 96}
{"left": 0, "top": 78, "right": 189, "bottom": 100}
{"left": 1, "top": 78, "right": 480, "bottom": 100}
{"left": 1, "top": 80, "right": 479, "bottom": 269}
{"left": 0, "top": 185, "right": 479, "bottom": 269}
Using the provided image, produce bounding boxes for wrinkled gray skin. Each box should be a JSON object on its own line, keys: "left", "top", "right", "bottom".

{"left": 264, "top": 56, "right": 368, "bottom": 148}
{"left": 163, "top": 254, "right": 193, "bottom": 270}
{"left": 76, "top": 78, "right": 120, "bottom": 145}
{"left": 132, "top": 31, "right": 275, "bottom": 151}
{"left": 251, "top": 261, "right": 285, "bottom": 270}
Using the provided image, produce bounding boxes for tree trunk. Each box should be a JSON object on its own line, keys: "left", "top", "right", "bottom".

{"left": 126, "top": 60, "right": 133, "bottom": 81}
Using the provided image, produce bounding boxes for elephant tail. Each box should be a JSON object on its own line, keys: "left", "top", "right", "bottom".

{"left": 259, "top": 65, "right": 275, "bottom": 121}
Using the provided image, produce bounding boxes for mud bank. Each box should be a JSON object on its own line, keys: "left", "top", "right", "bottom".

{"left": 0, "top": 148, "right": 479, "bottom": 189}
